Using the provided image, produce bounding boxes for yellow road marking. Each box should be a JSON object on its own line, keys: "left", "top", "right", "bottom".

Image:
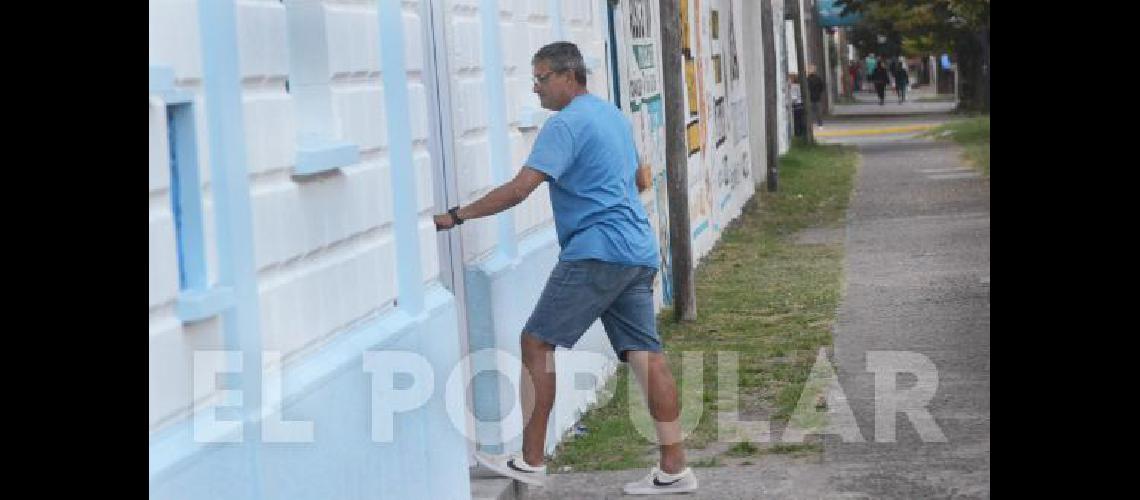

{"left": 815, "top": 124, "right": 937, "bottom": 138}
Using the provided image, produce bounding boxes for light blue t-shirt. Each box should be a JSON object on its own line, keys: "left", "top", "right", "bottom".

{"left": 525, "top": 94, "right": 659, "bottom": 268}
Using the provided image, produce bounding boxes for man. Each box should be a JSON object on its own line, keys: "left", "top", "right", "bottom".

{"left": 893, "top": 60, "right": 910, "bottom": 104}
{"left": 806, "top": 66, "right": 825, "bottom": 126}
{"left": 433, "top": 42, "right": 697, "bottom": 495}
{"left": 788, "top": 73, "right": 806, "bottom": 137}
{"left": 871, "top": 58, "right": 891, "bottom": 106}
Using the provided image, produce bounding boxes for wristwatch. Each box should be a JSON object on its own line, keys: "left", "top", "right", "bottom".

{"left": 448, "top": 206, "right": 464, "bottom": 226}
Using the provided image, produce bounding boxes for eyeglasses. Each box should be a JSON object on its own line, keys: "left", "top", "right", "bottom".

{"left": 532, "top": 71, "right": 557, "bottom": 85}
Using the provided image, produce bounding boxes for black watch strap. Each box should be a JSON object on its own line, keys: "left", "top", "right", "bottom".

{"left": 448, "top": 206, "right": 464, "bottom": 225}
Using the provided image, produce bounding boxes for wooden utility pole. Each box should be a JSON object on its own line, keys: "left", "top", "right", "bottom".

{"left": 658, "top": 0, "right": 696, "bottom": 321}
{"left": 760, "top": 0, "right": 780, "bottom": 192}
{"left": 788, "top": 0, "right": 814, "bottom": 144}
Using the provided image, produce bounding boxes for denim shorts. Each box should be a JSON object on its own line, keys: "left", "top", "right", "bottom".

{"left": 522, "top": 259, "right": 660, "bottom": 362}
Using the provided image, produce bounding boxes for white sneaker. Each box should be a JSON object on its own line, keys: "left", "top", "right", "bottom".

{"left": 622, "top": 465, "right": 698, "bottom": 495}
{"left": 473, "top": 451, "right": 547, "bottom": 487}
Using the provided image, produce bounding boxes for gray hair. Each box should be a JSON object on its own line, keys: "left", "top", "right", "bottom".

{"left": 532, "top": 41, "right": 589, "bottom": 86}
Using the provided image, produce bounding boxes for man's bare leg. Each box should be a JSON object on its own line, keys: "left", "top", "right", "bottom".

{"left": 520, "top": 332, "right": 556, "bottom": 467}
{"left": 627, "top": 350, "right": 687, "bottom": 474}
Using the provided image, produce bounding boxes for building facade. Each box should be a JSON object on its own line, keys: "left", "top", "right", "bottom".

{"left": 149, "top": 1, "right": 789, "bottom": 498}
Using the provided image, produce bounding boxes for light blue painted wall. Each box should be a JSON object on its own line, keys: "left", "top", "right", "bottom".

{"left": 478, "top": 0, "right": 519, "bottom": 261}
{"left": 196, "top": 2, "right": 265, "bottom": 498}
{"left": 379, "top": 0, "right": 426, "bottom": 315}
{"left": 150, "top": 287, "right": 470, "bottom": 500}
{"left": 150, "top": 1, "right": 471, "bottom": 498}
{"left": 549, "top": 0, "right": 564, "bottom": 40}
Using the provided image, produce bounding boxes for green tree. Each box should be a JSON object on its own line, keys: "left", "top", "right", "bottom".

{"left": 838, "top": 0, "right": 989, "bottom": 112}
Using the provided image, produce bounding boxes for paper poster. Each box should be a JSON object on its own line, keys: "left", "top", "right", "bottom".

{"left": 686, "top": 120, "right": 701, "bottom": 155}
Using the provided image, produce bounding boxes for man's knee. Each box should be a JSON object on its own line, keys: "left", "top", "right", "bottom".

{"left": 627, "top": 350, "right": 669, "bottom": 370}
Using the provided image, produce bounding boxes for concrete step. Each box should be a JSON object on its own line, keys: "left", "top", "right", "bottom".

{"left": 470, "top": 477, "right": 517, "bottom": 500}
{"left": 470, "top": 466, "right": 528, "bottom": 500}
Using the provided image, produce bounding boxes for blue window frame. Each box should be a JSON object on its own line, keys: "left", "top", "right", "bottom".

{"left": 152, "top": 65, "right": 234, "bottom": 323}
{"left": 167, "top": 103, "right": 207, "bottom": 291}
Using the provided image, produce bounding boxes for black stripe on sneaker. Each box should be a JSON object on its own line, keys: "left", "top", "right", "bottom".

{"left": 653, "top": 476, "right": 682, "bottom": 487}
{"left": 507, "top": 459, "right": 535, "bottom": 474}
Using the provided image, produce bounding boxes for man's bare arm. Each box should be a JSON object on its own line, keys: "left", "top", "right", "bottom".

{"left": 434, "top": 166, "right": 547, "bottom": 230}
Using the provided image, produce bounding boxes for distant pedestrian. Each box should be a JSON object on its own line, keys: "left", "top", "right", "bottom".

{"left": 849, "top": 61, "right": 860, "bottom": 93}
{"left": 893, "top": 63, "right": 910, "bottom": 104}
{"left": 789, "top": 73, "right": 805, "bottom": 136}
{"left": 807, "top": 66, "right": 825, "bottom": 126}
{"left": 888, "top": 57, "right": 902, "bottom": 78}
{"left": 871, "top": 60, "right": 890, "bottom": 105}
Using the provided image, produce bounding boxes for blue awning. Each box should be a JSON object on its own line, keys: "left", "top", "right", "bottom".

{"left": 817, "top": 0, "right": 862, "bottom": 27}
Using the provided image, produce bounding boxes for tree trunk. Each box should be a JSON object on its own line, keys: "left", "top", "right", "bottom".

{"left": 979, "top": 28, "right": 989, "bottom": 112}
{"left": 953, "top": 29, "right": 989, "bottom": 113}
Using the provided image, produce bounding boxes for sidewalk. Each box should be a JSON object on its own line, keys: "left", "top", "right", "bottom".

{"left": 829, "top": 86, "right": 957, "bottom": 117}
{"left": 819, "top": 112, "right": 990, "bottom": 498}
{"left": 815, "top": 86, "right": 959, "bottom": 143}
